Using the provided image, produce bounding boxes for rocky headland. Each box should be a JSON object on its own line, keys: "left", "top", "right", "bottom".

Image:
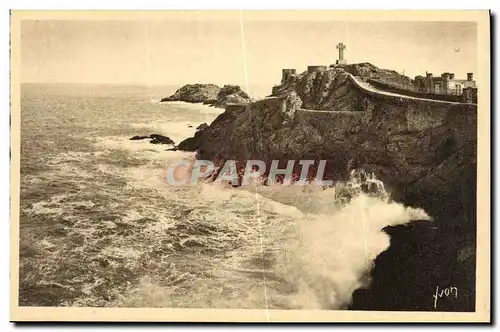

{"left": 160, "top": 83, "right": 251, "bottom": 108}
{"left": 176, "top": 62, "right": 478, "bottom": 311}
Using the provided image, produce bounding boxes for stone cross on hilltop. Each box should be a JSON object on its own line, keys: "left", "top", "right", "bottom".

{"left": 336, "top": 42, "right": 347, "bottom": 65}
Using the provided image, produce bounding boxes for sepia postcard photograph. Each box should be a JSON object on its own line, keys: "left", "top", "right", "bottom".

{"left": 9, "top": 10, "right": 490, "bottom": 323}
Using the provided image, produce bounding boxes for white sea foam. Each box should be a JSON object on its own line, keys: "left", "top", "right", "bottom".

{"left": 22, "top": 175, "right": 43, "bottom": 184}
{"left": 199, "top": 106, "right": 225, "bottom": 115}
{"left": 272, "top": 174, "right": 431, "bottom": 310}
{"left": 23, "top": 202, "right": 64, "bottom": 216}
{"left": 162, "top": 100, "right": 223, "bottom": 113}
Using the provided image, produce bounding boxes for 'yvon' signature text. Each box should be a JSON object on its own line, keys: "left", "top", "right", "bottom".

{"left": 433, "top": 285, "right": 458, "bottom": 309}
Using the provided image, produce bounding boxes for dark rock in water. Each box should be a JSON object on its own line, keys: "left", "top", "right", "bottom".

{"left": 150, "top": 139, "right": 172, "bottom": 145}
{"left": 130, "top": 135, "right": 150, "bottom": 140}
{"left": 130, "top": 134, "right": 175, "bottom": 145}
{"left": 166, "top": 147, "right": 178, "bottom": 151}
{"left": 149, "top": 134, "right": 175, "bottom": 145}
{"left": 196, "top": 123, "right": 209, "bottom": 131}
{"left": 188, "top": 124, "right": 193, "bottom": 128}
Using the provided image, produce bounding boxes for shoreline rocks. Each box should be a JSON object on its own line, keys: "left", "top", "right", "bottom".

{"left": 130, "top": 135, "right": 150, "bottom": 140}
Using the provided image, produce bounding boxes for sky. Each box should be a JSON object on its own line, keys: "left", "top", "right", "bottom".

{"left": 20, "top": 12, "right": 477, "bottom": 97}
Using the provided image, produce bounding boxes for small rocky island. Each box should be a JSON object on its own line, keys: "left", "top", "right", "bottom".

{"left": 160, "top": 83, "right": 251, "bottom": 108}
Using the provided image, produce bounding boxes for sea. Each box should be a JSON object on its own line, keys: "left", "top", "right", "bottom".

{"left": 18, "top": 83, "right": 430, "bottom": 309}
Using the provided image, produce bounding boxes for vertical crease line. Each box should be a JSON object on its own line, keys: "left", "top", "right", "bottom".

{"left": 143, "top": 21, "right": 154, "bottom": 100}
{"left": 239, "top": 10, "right": 250, "bottom": 96}
{"left": 240, "top": 9, "right": 269, "bottom": 321}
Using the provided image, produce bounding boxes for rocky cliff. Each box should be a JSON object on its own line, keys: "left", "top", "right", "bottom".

{"left": 178, "top": 63, "right": 477, "bottom": 311}
{"left": 161, "top": 84, "right": 251, "bottom": 108}
{"left": 182, "top": 64, "right": 475, "bottom": 189}
{"left": 272, "top": 62, "right": 412, "bottom": 110}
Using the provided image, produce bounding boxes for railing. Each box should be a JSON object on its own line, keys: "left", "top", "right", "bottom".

{"left": 366, "top": 78, "right": 468, "bottom": 103}
{"left": 371, "top": 77, "right": 464, "bottom": 96}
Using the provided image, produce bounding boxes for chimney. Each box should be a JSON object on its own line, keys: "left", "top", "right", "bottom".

{"left": 442, "top": 72, "right": 450, "bottom": 80}
{"left": 281, "top": 69, "right": 296, "bottom": 83}
{"left": 426, "top": 72, "right": 433, "bottom": 79}
{"left": 449, "top": 73, "right": 455, "bottom": 79}
{"left": 467, "top": 72, "right": 474, "bottom": 81}
{"left": 282, "top": 69, "right": 288, "bottom": 83}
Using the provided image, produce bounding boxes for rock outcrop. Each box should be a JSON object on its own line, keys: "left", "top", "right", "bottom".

{"left": 196, "top": 123, "right": 209, "bottom": 131}
{"left": 203, "top": 84, "right": 251, "bottom": 108}
{"left": 150, "top": 134, "right": 175, "bottom": 145}
{"left": 129, "top": 134, "right": 175, "bottom": 145}
{"left": 161, "top": 84, "right": 251, "bottom": 108}
{"left": 160, "top": 84, "right": 221, "bottom": 103}
{"left": 130, "top": 135, "right": 150, "bottom": 140}
{"left": 177, "top": 62, "right": 478, "bottom": 311}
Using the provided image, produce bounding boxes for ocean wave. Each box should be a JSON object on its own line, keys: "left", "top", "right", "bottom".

{"left": 271, "top": 187, "right": 431, "bottom": 309}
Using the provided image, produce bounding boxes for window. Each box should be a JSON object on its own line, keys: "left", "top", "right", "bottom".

{"left": 434, "top": 83, "right": 440, "bottom": 93}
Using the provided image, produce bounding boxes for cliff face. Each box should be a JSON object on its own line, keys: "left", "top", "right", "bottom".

{"left": 161, "top": 84, "right": 251, "bottom": 108}
{"left": 179, "top": 63, "right": 477, "bottom": 311}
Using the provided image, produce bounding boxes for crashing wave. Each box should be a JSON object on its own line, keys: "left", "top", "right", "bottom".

{"left": 334, "top": 168, "right": 389, "bottom": 205}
